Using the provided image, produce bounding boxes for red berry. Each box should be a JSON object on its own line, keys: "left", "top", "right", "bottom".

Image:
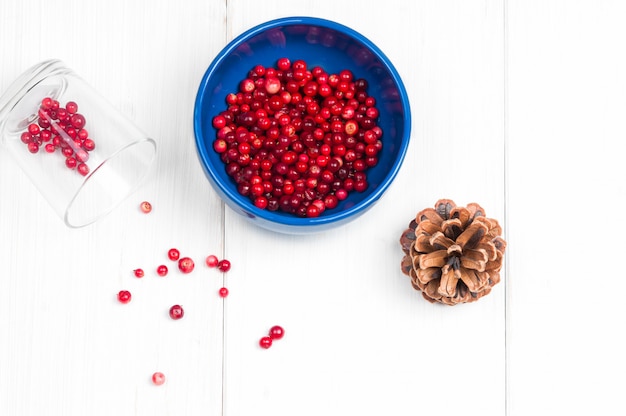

{"left": 239, "top": 78, "right": 255, "bottom": 93}
{"left": 212, "top": 115, "right": 226, "bottom": 129}
{"left": 77, "top": 163, "right": 90, "bottom": 176}
{"left": 205, "top": 255, "right": 219, "bottom": 268}
{"left": 265, "top": 77, "right": 281, "bottom": 95}
{"left": 157, "top": 265, "right": 168, "bottom": 276}
{"left": 133, "top": 268, "right": 144, "bottom": 278}
{"left": 28, "top": 123, "right": 40, "bottom": 135}
{"left": 20, "top": 132, "right": 32, "bottom": 144}
{"left": 41, "top": 97, "right": 53, "bottom": 109}
{"left": 218, "top": 287, "right": 229, "bottom": 298}
{"left": 306, "top": 204, "right": 321, "bottom": 218}
{"left": 277, "top": 57, "right": 291, "bottom": 70}
{"left": 66, "top": 101, "right": 78, "bottom": 114}
{"left": 259, "top": 336, "right": 273, "bottom": 349}
{"left": 169, "top": 304, "right": 184, "bottom": 320}
{"left": 27, "top": 142, "right": 39, "bottom": 153}
{"left": 178, "top": 257, "right": 195, "bottom": 273}
{"left": 117, "top": 290, "right": 132, "bottom": 304}
{"left": 70, "top": 113, "right": 86, "bottom": 129}
{"left": 168, "top": 248, "right": 180, "bottom": 261}
{"left": 65, "top": 156, "right": 77, "bottom": 169}
{"left": 140, "top": 201, "right": 152, "bottom": 213}
{"left": 152, "top": 372, "right": 165, "bottom": 386}
{"left": 217, "top": 259, "right": 231, "bottom": 272}
{"left": 82, "top": 138, "right": 95, "bottom": 151}
{"left": 268, "top": 325, "right": 285, "bottom": 340}
{"left": 213, "top": 139, "right": 227, "bottom": 153}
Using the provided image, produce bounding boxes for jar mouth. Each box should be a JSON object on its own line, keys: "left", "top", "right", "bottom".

{"left": 0, "top": 59, "right": 68, "bottom": 138}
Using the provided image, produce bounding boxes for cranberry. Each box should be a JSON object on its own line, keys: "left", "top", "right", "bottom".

{"left": 65, "top": 156, "right": 77, "bottom": 169}
{"left": 157, "top": 265, "right": 168, "bottom": 277}
{"left": 169, "top": 304, "right": 184, "bottom": 320}
{"left": 265, "top": 77, "right": 281, "bottom": 95}
{"left": 65, "top": 101, "right": 78, "bottom": 114}
{"left": 133, "top": 268, "right": 145, "bottom": 278}
{"left": 259, "top": 336, "right": 273, "bottom": 349}
{"left": 77, "top": 163, "right": 90, "bottom": 176}
{"left": 218, "top": 287, "right": 229, "bottom": 298}
{"left": 205, "top": 255, "right": 219, "bottom": 268}
{"left": 70, "top": 113, "right": 86, "bottom": 129}
{"left": 20, "top": 132, "right": 32, "bottom": 144}
{"left": 168, "top": 248, "right": 180, "bottom": 261}
{"left": 306, "top": 204, "right": 321, "bottom": 217}
{"left": 140, "top": 201, "right": 152, "bottom": 213}
{"left": 268, "top": 325, "right": 285, "bottom": 340}
{"left": 82, "top": 138, "right": 95, "bottom": 151}
{"left": 117, "top": 290, "right": 132, "bottom": 304}
{"left": 277, "top": 57, "right": 291, "bottom": 70}
{"left": 178, "top": 257, "right": 195, "bottom": 273}
{"left": 152, "top": 372, "right": 165, "bottom": 386}
{"left": 28, "top": 123, "right": 40, "bottom": 135}
{"left": 217, "top": 259, "right": 231, "bottom": 272}
{"left": 41, "top": 97, "right": 53, "bottom": 109}
{"left": 27, "top": 142, "right": 39, "bottom": 153}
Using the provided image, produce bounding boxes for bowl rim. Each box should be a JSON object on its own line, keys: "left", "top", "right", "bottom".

{"left": 194, "top": 16, "right": 411, "bottom": 229}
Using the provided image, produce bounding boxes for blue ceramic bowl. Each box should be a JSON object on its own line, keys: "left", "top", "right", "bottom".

{"left": 194, "top": 17, "right": 411, "bottom": 234}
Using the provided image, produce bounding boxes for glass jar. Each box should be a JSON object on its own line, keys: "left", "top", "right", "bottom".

{"left": 0, "top": 59, "right": 156, "bottom": 227}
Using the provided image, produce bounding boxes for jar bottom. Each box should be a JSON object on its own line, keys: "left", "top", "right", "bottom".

{"left": 65, "top": 137, "right": 156, "bottom": 227}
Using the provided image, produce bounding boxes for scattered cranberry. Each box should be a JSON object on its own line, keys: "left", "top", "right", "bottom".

{"left": 268, "top": 325, "right": 285, "bottom": 340}
{"left": 205, "top": 255, "right": 219, "bottom": 268}
{"left": 211, "top": 58, "right": 382, "bottom": 217}
{"left": 218, "top": 287, "right": 229, "bottom": 298}
{"left": 152, "top": 372, "right": 165, "bottom": 386}
{"left": 117, "top": 290, "right": 132, "bottom": 304}
{"left": 169, "top": 304, "right": 184, "bottom": 320}
{"left": 167, "top": 248, "right": 180, "bottom": 261}
{"left": 133, "top": 268, "right": 145, "bottom": 278}
{"left": 259, "top": 336, "right": 273, "bottom": 349}
{"left": 157, "top": 265, "right": 168, "bottom": 276}
{"left": 217, "top": 259, "right": 231, "bottom": 272}
{"left": 140, "top": 201, "right": 152, "bottom": 213}
{"left": 178, "top": 257, "right": 195, "bottom": 273}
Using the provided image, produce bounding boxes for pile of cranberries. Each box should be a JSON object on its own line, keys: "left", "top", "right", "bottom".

{"left": 20, "top": 97, "right": 96, "bottom": 177}
{"left": 212, "top": 57, "right": 383, "bottom": 218}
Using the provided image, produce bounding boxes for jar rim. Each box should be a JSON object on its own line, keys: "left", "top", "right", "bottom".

{"left": 0, "top": 59, "right": 70, "bottom": 136}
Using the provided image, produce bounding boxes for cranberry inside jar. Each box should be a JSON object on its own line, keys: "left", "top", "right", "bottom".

{"left": 211, "top": 58, "right": 383, "bottom": 218}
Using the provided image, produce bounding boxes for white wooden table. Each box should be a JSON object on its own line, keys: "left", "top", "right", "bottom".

{"left": 1, "top": 1, "right": 624, "bottom": 415}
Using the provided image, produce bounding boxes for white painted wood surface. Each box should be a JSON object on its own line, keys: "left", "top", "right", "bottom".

{"left": 0, "top": 1, "right": 623, "bottom": 415}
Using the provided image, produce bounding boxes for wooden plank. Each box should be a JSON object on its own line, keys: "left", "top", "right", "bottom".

{"left": 507, "top": 0, "right": 626, "bottom": 414}
{"left": 223, "top": 1, "right": 506, "bottom": 415}
{"left": 0, "top": 1, "right": 226, "bottom": 415}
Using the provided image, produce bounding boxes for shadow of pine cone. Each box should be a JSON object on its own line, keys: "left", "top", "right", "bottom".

{"left": 399, "top": 199, "right": 506, "bottom": 305}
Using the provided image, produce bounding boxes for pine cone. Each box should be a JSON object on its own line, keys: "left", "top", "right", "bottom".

{"left": 400, "top": 199, "right": 506, "bottom": 305}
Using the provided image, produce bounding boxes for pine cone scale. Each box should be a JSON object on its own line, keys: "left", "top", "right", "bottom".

{"left": 456, "top": 221, "right": 488, "bottom": 250}
{"left": 460, "top": 248, "right": 489, "bottom": 272}
{"left": 419, "top": 250, "right": 448, "bottom": 269}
